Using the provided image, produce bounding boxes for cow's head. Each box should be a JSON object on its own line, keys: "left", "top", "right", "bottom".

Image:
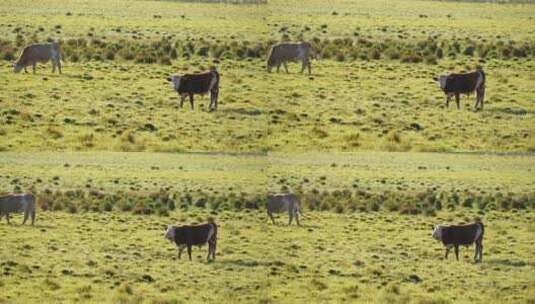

{"left": 433, "top": 75, "right": 448, "bottom": 90}
{"left": 164, "top": 225, "right": 175, "bottom": 242}
{"left": 431, "top": 225, "right": 444, "bottom": 241}
{"left": 167, "top": 75, "right": 181, "bottom": 91}
{"left": 13, "top": 62, "right": 23, "bottom": 73}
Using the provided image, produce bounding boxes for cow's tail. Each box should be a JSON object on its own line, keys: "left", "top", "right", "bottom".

{"left": 479, "top": 69, "right": 485, "bottom": 87}
{"left": 266, "top": 47, "right": 276, "bottom": 69}
{"left": 477, "top": 221, "right": 484, "bottom": 238}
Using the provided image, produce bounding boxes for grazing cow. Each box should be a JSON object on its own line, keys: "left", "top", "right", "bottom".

{"left": 266, "top": 193, "right": 301, "bottom": 226}
{"left": 267, "top": 42, "right": 316, "bottom": 74}
{"left": 433, "top": 69, "right": 486, "bottom": 110}
{"left": 13, "top": 42, "right": 62, "bottom": 74}
{"left": 0, "top": 193, "right": 36, "bottom": 225}
{"left": 164, "top": 218, "right": 217, "bottom": 261}
{"left": 432, "top": 221, "right": 484, "bottom": 263}
{"left": 167, "top": 69, "right": 219, "bottom": 111}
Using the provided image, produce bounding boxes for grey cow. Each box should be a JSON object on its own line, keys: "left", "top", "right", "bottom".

{"left": 0, "top": 193, "right": 36, "bottom": 225}
{"left": 267, "top": 42, "right": 316, "bottom": 74}
{"left": 266, "top": 193, "right": 301, "bottom": 226}
{"left": 13, "top": 42, "right": 62, "bottom": 74}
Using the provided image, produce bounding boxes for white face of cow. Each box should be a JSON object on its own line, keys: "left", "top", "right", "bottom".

{"left": 13, "top": 63, "right": 23, "bottom": 73}
{"left": 170, "top": 75, "right": 181, "bottom": 91}
{"left": 164, "top": 225, "right": 175, "bottom": 242}
{"left": 437, "top": 75, "right": 448, "bottom": 90}
{"left": 431, "top": 225, "right": 444, "bottom": 241}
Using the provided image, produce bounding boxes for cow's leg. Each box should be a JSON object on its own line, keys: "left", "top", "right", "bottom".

{"left": 5, "top": 213, "right": 10, "bottom": 224}
{"left": 446, "top": 94, "right": 451, "bottom": 108}
{"left": 32, "top": 62, "right": 37, "bottom": 74}
{"left": 52, "top": 61, "right": 56, "bottom": 73}
{"left": 210, "top": 89, "right": 218, "bottom": 111}
{"left": 276, "top": 63, "right": 281, "bottom": 73}
{"left": 57, "top": 60, "right": 62, "bottom": 74}
{"left": 288, "top": 211, "right": 293, "bottom": 225}
{"left": 454, "top": 245, "right": 459, "bottom": 261}
{"left": 178, "top": 245, "right": 185, "bottom": 259}
{"left": 268, "top": 211, "right": 276, "bottom": 225}
{"left": 295, "top": 211, "right": 301, "bottom": 226}
{"left": 187, "top": 245, "right": 193, "bottom": 261}
{"left": 444, "top": 246, "right": 450, "bottom": 259}
{"left": 283, "top": 62, "right": 289, "bottom": 74}
{"left": 212, "top": 239, "right": 217, "bottom": 260}
{"left": 179, "top": 95, "right": 185, "bottom": 108}
{"left": 189, "top": 94, "right": 194, "bottom": 110}
{"left": 22, "top": 210, "right": 29, "bottom": 225}
{"left": 307, "top": 60, "right": 312, "bottom": 75}
{"left": 207, "top": 243, "right": 212, "bottom": 261}
{"left": 478, "top": 87, "right": 485, "bottom": 111}
{"left": 31, "top": 210, "right": 36, "bottom": 225}
{"left": 455, "top": 93, "right": 460, "bottom": 110}
{"left": 24, "top": 67, "right": 28, "bottom": 73}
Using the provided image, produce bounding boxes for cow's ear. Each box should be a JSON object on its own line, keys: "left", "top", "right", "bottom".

{"left": 166, "top": 77, "right": 172, "bottom": 82}
{"left": 432, "top": 77, "right": 438, "bottom": 81}
{"left": 430, "top": 224, "right": 435, "bottom": 230}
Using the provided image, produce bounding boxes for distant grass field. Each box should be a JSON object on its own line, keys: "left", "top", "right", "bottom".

{"left": 1, "top": 210, "right": 534, "bottom": 303}
{"left": 0, "top": 0, "right": 534, "bottom": 153}
{"left": 1, "top": 58, "right": 534, "bottom": 153}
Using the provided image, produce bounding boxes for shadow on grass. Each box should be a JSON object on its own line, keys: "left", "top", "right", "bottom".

{"left": 484, "top": 258, "right": 531, "bottom": 267}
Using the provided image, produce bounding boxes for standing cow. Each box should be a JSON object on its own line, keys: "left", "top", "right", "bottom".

{"left": 267, "top": 42, "right": 316, "bottom": 75}
{"left": 266, "top": 193, "right": 302, "bottom": 226}
{"left": 0, "top": 193, "right": 36, "bottom": 225}
{"left": 433, "top": 68, "right": 486, "bottom": 110}
{"left": 432, "top": 221, "right": 484, "bottom": 263}
{"left": 167, "top": 69, "right": 219, "bottom": 111}
{"left": 13, "top": 42, "right": 62, "bottom": 74}
{"left": 164, "top": 218, "right": 217, "bottom": 261}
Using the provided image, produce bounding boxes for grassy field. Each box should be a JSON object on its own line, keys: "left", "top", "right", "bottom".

{"left": 1, "top": 210, "right": 534, "bottom": 303}
{"left": 1, "top": 0, "right": 535, "bottom": 303}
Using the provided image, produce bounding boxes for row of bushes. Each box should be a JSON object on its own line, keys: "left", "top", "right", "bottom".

{"left": 34, "top": 187, "right": 535, "bottom": 216}
{"left": 1, "top": 34, "right": 534, "bottom": 65}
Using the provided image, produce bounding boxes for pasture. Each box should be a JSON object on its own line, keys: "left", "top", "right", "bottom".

{"left": 0, "top": 210, "right": 534, "bottom": 303}
{"left": 1, "top": 0, "right": 535, "bottom": 303}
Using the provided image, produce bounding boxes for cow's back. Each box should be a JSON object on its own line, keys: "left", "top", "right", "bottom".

{"left": 179, "top": 72, "right": 215, "bottom": 94}
{"left": 175, "top": 224, "right": 213, "bottom": 246}
{"left": 18, "top": 43, "right": 59, "bottom": 65}
{"left": 445, "top": 72, "right": 479, "bottom": 94}
{"left": 442, "top": 223, "right": 480, "bottom": 245}
{"left": 267, "top": 194, "right": 299, "bottom": 213}
{"left": 0, "top": 194, "right": 34, "bottom": 214}
{"left": 269, "top": 43, "right": 301, "bottom": 62}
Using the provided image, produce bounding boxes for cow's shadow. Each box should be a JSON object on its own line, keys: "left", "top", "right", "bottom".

{"left": 483, "top": 258, "right": 530, "bottom": 267}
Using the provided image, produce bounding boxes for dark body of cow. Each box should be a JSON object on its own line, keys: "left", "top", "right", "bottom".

{"left": 433, "top": 69, "right": 486, "bottom": 110}
{"left": 0, "top": 193, "right": 36, "bottom": 225}
{"left": 266, "top": 193, "right": 301, "bottom": 226}
{"left": 167, "top": 69, "right": 219, "bottom": 111}
{"left": 13, "top": 42, "right": 62, "bottom": 74}
{"left": 164, "top": 219, "right": 217, "bottom": 261}
{"left": 432, "top": 221, "right": 484, "bottom": 263}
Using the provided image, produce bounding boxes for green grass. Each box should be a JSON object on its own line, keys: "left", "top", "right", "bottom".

{"left": 1, "top": 0, "right": 535, "bottom": 302}
{"left": 1, "top": 58, "right": 534, "bottom": 153}
{"left": 1, "top": 210, "right": 534, "bottom": 303}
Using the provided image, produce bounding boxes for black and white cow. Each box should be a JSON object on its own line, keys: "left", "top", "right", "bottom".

{"left": 164, "top": 219, "right": 217, "bottom": 261}
{"left": 433, "top": 69, "right": 486, "bottom": 110}
{"left": 432, "top": 221, "right": 484, "bottom": 263}
{"left": 167, "top": 69, "right": 219, "bottom": 111}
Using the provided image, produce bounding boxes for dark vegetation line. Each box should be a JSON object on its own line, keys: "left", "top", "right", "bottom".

{"left": 23, "top": 187, "right": 535, "bottom": 216}
{"left": 1, "top": 34, "right": 534, "bottom": 65}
